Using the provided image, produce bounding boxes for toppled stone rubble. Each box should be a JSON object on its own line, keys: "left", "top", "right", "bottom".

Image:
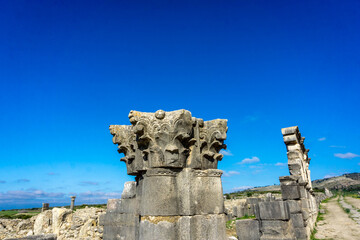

{"left": 0, "top": 207, "right": 105, "bottom": 240}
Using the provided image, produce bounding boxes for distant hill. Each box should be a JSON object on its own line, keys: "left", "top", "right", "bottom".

{"left": 249, "top": 172, "right": 360, "bottom": 192}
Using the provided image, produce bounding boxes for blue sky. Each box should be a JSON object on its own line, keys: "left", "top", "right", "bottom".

{"left": 1, "top": 0, "right": 359, "bottom": 210}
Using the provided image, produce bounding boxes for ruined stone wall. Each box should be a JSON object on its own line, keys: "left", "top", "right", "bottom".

{"left": 0, "top": 207, "right": 105, "bottom": 240}
{"left": 102, "top": 110, "right": 228, "bottom": 240}
{"left": 235, "top": 126, "right": 326, "bottom": 240}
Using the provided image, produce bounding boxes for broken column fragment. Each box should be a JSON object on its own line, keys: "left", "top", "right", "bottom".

{"left": 104, "top": 109, "right": 228, "bottom": 240}
{"left": 280, "top": 126, "right": 317, "bottom": 240}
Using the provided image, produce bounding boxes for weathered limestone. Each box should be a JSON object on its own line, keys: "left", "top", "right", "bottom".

{"left": 70, "top": 196, "right": 76, "bottom": 210}
{"left": 103, "top": 110, "right": 228, "bottom": 240}
{"left": 5, "top": 234, "right": 57, "bottom": 240}
{"left": 234, "top": 126, "right": 322, "bottom": 240}
{"left": 280, "top": 126, "right": 318, "bottom": 240}
{"left": 236, "top": 219, "right": 260, "bottom": 240}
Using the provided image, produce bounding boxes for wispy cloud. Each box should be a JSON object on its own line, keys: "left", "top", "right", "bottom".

{"left": 0, "top": 190, "right": 65, "bottom": 204}
{"left": 16, "top": 179, "right": 30, "bottom": 183}
{"left": 79, "top": 181, "right": 99, "bottom": 186}
{"left": 78, "top": 191, "right": 122, "bottom": 203}
{"left": 329, "top": 145, "right": 346, "bottom": 148}
{"left": 220, "top": 149, "right": 233, "bottom": 156}
{"left": 48, "top": 172, "right": 57, "bottom": 176}
{"left": 0, "top": 181, "right": 6, "bottom": 184}
{"left": 318, "top": 137, "right": 326, "bottom": 141}
{"left": 324, "top": 173, "right": 338, "bottom": 179}
{"left": 275, "top": 162, "right": 287, "bottom": 167}
{"left": 222, "top": 170, "right": 240, "bottom": 177}
{"left": 334, "top": 152, "right": 360, "bottom": 159}
{"left": 238, "top": 156, "right": 260, "bottom": 164}
{"left": 232, "top": 186, "right": 252, "bottom": 191}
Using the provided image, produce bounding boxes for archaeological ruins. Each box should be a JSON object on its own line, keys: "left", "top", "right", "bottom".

{"left": 100, "top": 109, "right": 331, "bottom": 240}
{"left": 0, "top": 109, "right": 333, "bottom": 240}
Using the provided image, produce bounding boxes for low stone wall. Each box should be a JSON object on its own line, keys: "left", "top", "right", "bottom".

{"left": 0, "top": 207, "right": 105, "bottom": 240}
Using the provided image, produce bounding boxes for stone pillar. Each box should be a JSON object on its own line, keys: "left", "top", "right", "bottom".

{"left": 106, "top": 110, "right": 228, "bottom": 240}
{"left": 70, "top": 196, "right": 76, "bottom": 210}
{"left": 280, "top": 126, "right": 317, "bottom": 240}
{"left": 42, "top": 203, "right": 49, "bottom": 212}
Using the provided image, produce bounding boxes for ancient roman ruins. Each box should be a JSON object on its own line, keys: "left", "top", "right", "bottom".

{"left": 100, "top": 109, "right": 331, "bottom": 240}
{"left": 0, "top": 109, "right": 333, "bottom": 240}
{"left": 102, "top": 109, "right": 228, "bottom": 240}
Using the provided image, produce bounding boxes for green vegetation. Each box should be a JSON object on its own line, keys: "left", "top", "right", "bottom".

{"left": 73, "top": 204, "right": 106, "bottom": 210}
{"left": 0, "top": 203, "right": 106, "bottom": 219}
{"left": 0, "top": 210, "right": 39, "bottom": 219}
{"left": 224, "top": 190, "right": 281, "bottom": 200}
{"left": 310, "top": 195, "right": 334, "bottom": 240}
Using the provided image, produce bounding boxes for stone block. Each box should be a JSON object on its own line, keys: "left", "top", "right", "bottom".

{"left": 286, "top": 200, "right": 301, "bottom": 213}
{"left": 6, "top": 234, "right": 57, "bottom": 240}
{"left": 139, "top": 216, "right": 177, "bottom": 240}
{"left": 177, "top": 168, "right": 196, "bottom": 216}
{"left": 194, "top": 169, "right": 224, "bottom": 215}
{"left": 107, "top": 198, "right": 121, "bottom": 211}
{"left": 139, "top": 214, "right": 227, "bottom": 240}
{"left": 258, "top": 201, "right": 290, "bottom": 220}
{"left": 294, "top": 227, "right": 308, "bottom": 240}
{"left": 290, "top": 213, "right": 304, "bottom": 228}
{"left": 102, "top": 212, "right": 139, "bottom": 240}
{"left": 283, "top": 134, "right": 298, "bottom": 144}
{"left": 281, "top": 185, "right": 300, "bottom": 200}
{"left": 232, "top": 206, "right": 238, "bottom": 217}
{"left": 140, "top": 170, "right": 179, "bottom": 216}
{"left": 288, "top": 163, "right": 302, "bottom": 176}
{"left": 287, "top": 144, "right": 301, "bottom": 151}
{"left": 190, "top": 214, "right": 227, "bottom": 240}
{"left": 236, "top": 219, "right": 260, "bottom": 240}
{"left": 281, "top": 126, "right": 298, "bottom": 136}
{"left": 260, "top": 220, "right": 295, "bottom": 240}
{"left": 298, "top": 185, "right": 307, "bottom": 199}
{"left": 122, "top": 181, "right": 137, "bottom": 199}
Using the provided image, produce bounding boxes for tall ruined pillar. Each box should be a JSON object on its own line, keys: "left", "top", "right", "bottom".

{"left": 105, "top": 110, "right": 228, "bottom": 240}
{"left": 280, "top": 126, "right": 317, "bottom": 240}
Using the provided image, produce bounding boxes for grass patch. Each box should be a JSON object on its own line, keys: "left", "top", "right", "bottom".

{"left": 344, "top": 208, "right": 351, "bottom": 214}
{"left": 0, "top": 210, "right": 35, "bottom": 219}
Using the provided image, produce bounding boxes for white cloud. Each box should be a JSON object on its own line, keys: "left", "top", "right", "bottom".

{"left": 238, "top": 156, "right": 260, "bottom": 164}
{"left": 275, "top": 162, "right": 287, "bottom": 167}
{"left": 318, "top": 137, "right": 326, "bottom": 141}
{"left": 220, "top": 149, "right": 233, "bottom": 156}
{"left": 358, "top": 162, "right": 360, "bottom": 166}
{"left": 324, "top": 174, "right": 338, "bottom": 179}
{"left": 222, "top": 170, "right": 240, "bottom": 177}
{"left": 0, "top": 190, "right": 65, "bottom": 203}
{"left": 334, "top": 152, "right": 360, "bottom": 159}
{"left": 329, "top": 145, "right": 346, "bottom": 148}
{"left": 232, "top": 186, "right": 253, "bottom": 191}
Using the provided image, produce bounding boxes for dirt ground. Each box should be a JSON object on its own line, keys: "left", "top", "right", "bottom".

{"left": 315, "top": 197, "right": 360, "bottom": 240}
{"left": 345, "top": 196, "right": 360, "bottom": 209}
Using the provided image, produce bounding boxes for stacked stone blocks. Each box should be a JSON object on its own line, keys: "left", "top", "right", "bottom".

{"left": 102, "top": 110, "right": 228, "bottom": 240}
{"left": 235, "top": 126, "right": 319, "bottom": 240}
